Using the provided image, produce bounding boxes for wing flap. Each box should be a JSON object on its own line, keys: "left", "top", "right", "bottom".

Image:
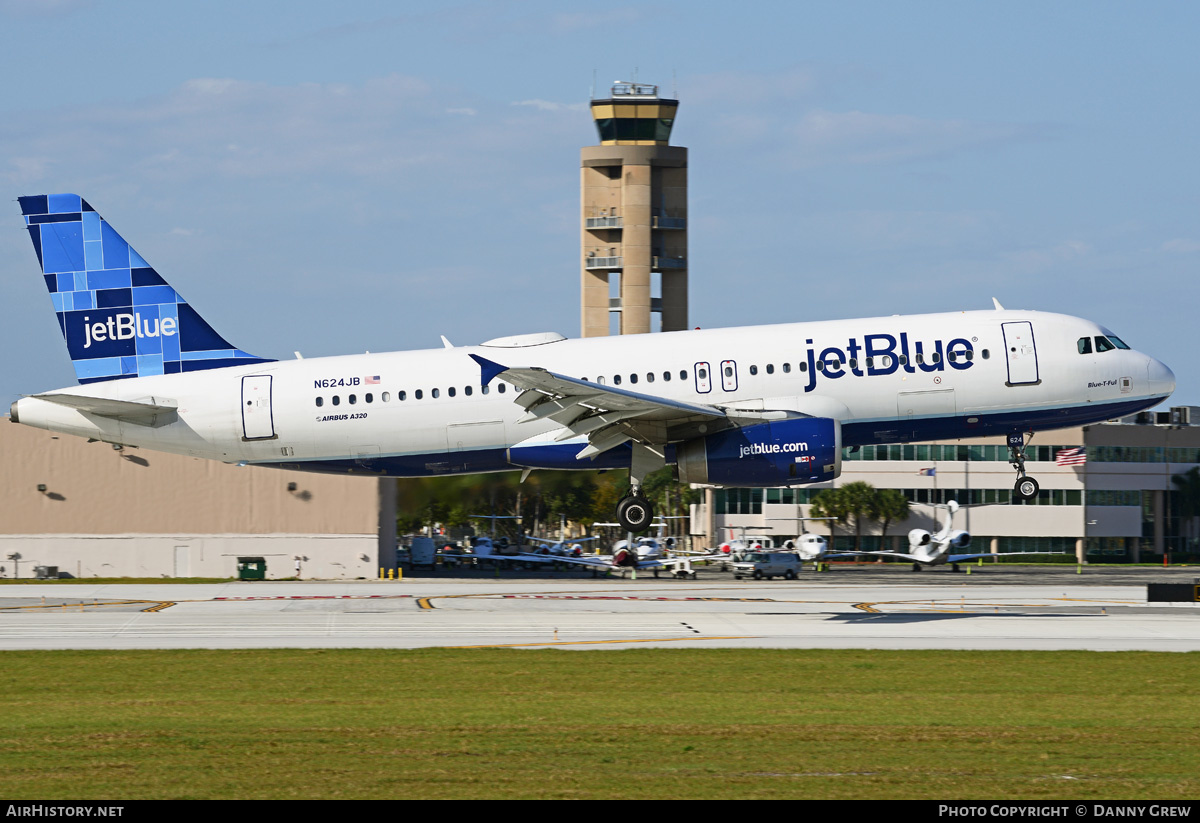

{"left": 470, "top": 354, "right": 727, "bottom": 458}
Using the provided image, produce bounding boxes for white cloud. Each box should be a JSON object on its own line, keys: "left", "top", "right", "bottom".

{"left": 1162, "top": 238, "right": 1200, "bottom": 253}
{"left": 511, "top": 99, "right": 587, "bottom": 112}
{"left": 790, "top": 109, "right": 1037, "bottom": 167}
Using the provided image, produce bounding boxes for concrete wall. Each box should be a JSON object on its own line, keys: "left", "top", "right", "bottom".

{"left": 0, "top": 534, "right": 380, "bottom": 580}
{"left": 0, "top": 422, "right": 394, "bottom": 579}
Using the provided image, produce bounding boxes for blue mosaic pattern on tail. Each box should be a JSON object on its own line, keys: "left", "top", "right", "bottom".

{"left": 18, "top": 194, "right": 273, "bottom": 384}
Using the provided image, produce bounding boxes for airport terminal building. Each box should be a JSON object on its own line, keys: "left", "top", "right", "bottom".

{"left": 0, "top": 422, "right": 397, "bottom": 580}
{"left": 691, "top": 408, "right": 1200, "bottom": 563}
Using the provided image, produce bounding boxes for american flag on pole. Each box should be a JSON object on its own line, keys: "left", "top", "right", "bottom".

{"left": 918, "top": 467, "right": 937, "bottom": 476}
{"left": 1055, "top": 447, "right": 1087, "bottom": 466}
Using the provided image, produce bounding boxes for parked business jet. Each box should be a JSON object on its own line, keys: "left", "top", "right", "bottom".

{"left": 830, "top": 501, "right": 1065, "bottom": 571}
{"left": 10, "top": 195, "right": 1176, "bottom": 532}
{"left": 518, "top": 534, "right": 715, "bottom": 578}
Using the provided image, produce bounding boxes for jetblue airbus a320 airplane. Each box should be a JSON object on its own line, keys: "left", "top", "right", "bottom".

{"left": 10, "top": 194, "right": 1176, "bottom": 531}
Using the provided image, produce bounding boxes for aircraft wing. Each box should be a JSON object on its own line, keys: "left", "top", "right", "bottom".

{"left": 825, "top": 550, "right": 923, "bottom": 562}
{"left": 513, "top": 553, "right": 613, "bottom": 569}
{"left": 30, "top": 392, "right": 178, "bottom": 426}
{"left": 470, "top": 354, "right": 728, "bottom": 458}
{"left": 946, "top": 551, "right": 1071, "bottom": 563}
{"left": 526, "top": 535, "right": 599, "bottom": 546}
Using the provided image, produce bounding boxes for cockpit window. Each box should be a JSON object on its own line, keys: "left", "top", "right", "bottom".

{"left": 1095, "top": 336, "right": 1116, "bottom": 353}
{"left": 1078, "top": 337, "right": 1092, "bottom": 354}
{"left": 1108, "top": 335, "right": 1130, "bottom": 350}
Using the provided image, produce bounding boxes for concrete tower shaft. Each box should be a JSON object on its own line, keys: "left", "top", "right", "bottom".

{"left": 581, "top": 82, "right": 688, "bottom": 337}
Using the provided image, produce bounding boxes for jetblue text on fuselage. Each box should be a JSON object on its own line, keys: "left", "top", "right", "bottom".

{"left": 801, "top": 333, "right": 975, "bottom": 393}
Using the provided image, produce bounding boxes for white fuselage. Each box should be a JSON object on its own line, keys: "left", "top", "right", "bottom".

{"left": 11, "top": 309, "right": 1175, "bottom": 478}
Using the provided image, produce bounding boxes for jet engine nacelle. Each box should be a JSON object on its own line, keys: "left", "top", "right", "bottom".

{"left": 908, "top": 529, "right": 933, "bottom": 549}
{"left": 945, "top": 530, "right": 971, "bottom": 550}
{"left": 675, "top": 417, "right": 840, "bottom": 487}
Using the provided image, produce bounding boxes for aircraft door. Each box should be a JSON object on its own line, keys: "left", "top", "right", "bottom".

{"left": 694, "top": 362, "right": 712, "bottom": 394}
{"left": 1001, "top": 322, "right": 1040, "bottom": 385}
{"left": 241, "top": 375, "right": 276, "bottom": 440}
{"left": 720, "top": 360, "right": 738, "bottom": 392}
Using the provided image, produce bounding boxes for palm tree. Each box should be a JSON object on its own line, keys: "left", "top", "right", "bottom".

{"left": 874, "top": 488, "right": 911, "bottom": 552}
{"left": 810, "top": 488, "right": 849, "bottom": 547}
{"left": 839, "top": 481, "right": 880, "bottom": 552}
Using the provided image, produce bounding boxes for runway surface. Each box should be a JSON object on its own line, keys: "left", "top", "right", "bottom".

{"left": 2, "top": 566, "right": 1198, "bottom": 651}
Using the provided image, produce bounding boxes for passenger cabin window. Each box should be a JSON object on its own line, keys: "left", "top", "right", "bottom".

{"left": 315, "top": 397, "right": 324, "bottom": 407}
{"left": 1078, "top": 337, "right": 1092, "bottom": 354}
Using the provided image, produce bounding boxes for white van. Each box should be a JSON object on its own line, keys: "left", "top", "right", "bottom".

{"left": 732, "top": 551, "right": 802, "bottom": 580}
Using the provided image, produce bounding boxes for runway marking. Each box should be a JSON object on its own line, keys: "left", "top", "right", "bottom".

{"left": 213, "top": 594, "right": 416, "bottom": 602}
{"left": 441, "top": 635, "right": 757, "bottom": 649}
{"left": 852, "top": 603, "right": 881, "bottom": 613}
{"left": 495, "top": 595, "right": 772, "bottom": 602}
{"left": 0, "top": 599, "right": 172, "bottom": 613}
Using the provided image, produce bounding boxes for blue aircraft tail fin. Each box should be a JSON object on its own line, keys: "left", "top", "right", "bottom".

{"left": 18, "top": 194, "right": 272, "bottom": 384}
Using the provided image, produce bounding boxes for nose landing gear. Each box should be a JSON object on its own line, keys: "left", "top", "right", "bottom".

{"left": 1008, "top": 431, "right": 1040, "bottom": 501}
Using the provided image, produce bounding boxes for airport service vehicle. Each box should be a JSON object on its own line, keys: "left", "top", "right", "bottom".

{"left": 733, "top": 552, "right": 802, "bottom": 580}
{"left": 10, "top": 195, "right": 1176, "bottom": 532}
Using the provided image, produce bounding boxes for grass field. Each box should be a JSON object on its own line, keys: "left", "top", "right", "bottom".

{"left": 1, "top": 649, "right": 1197, "bottom": 799}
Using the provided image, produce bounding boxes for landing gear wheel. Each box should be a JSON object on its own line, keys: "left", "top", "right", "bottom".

{"left": 912, "top": 563, "right": 922, "bottom": 572}
{"left": 616, "top": 494, "right": 654, "bottom": 533}
{"left": 1007, "top": 432, "right": 1040, "bottom": 502}
{"left": 1014, "top": 476, "right": 1040, "bottom": 501}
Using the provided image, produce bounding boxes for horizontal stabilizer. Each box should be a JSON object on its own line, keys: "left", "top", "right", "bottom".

{"left": 30, "top": 392, "right": 178, "bottom": 425}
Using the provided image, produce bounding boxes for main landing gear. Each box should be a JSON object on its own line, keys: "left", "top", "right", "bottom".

{"left": 615, "top": 443, "right": 660, "bottom": 533}
{"left": 616, "top": 492, "right": 654, "bottom": 533}
{"left": 1008, "top": 431, "right": 1040, "bottom": 501}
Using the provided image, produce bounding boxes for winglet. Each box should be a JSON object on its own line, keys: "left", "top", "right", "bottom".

{"left": 469, "top": 353, "right": 508, "bottom": 386}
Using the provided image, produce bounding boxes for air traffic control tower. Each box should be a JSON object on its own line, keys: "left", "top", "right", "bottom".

{"left": 581, "top": 82, "right": 687, "bottom": 337}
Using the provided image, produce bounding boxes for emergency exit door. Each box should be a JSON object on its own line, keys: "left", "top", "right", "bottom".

{"left": 241, "top": 375, "right": 276, "bottom": 440}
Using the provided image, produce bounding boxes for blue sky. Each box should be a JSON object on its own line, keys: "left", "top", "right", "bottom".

{"left": 1, "top": 0, "right": 1196, "bottom": 407}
